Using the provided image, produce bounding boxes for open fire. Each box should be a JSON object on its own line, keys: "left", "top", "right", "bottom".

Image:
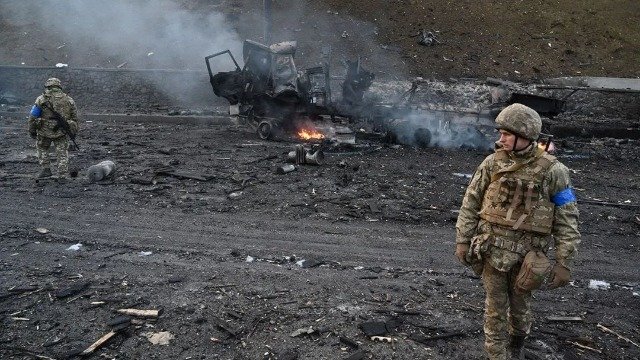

{"left": 297, "top": 128, "right": 325, "bottom": 140}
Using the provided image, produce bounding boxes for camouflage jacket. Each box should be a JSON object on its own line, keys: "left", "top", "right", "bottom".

{"left": 456, "top": 143, "right": 580, "bottom": 271}
{"left": 28, "top": 88, "right": 79, "bottom": 139}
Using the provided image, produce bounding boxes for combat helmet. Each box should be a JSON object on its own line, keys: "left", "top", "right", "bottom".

{"left": 44, "top": 77, "right": 62, "bottom": 88}
{"left": 495, "top": 103, "right": 542, "bottom": 141}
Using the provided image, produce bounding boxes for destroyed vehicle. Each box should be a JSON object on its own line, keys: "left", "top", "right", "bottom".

{"left": 206, "top": 40, "right": 374, "bottom": 140}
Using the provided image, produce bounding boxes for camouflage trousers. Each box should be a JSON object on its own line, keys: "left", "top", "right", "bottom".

{"left": 36, "top": 135, "right": 69, "bottom": 177}
{"left": 482, "top": 260, "right": 532, "bottom": 360}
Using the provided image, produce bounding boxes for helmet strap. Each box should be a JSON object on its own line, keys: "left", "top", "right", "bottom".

{"left": 512, "top": 134, "right": 518, "bottom": 151}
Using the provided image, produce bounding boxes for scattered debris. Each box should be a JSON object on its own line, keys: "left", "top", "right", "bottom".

{"left": 276, "top": 164, "right": 297, "bottom": 174}
{"left": 287, "top": 145, "right": 325, "bottom": 166}
{"left": 138, "top": 251, "right": 153, "bottom": 256}
{"left": 417, "top": 30, "right": 440, "bottom": 46}
{"left": 371, "top": 336, "right": 395, "bottom": 343}
{"left": 143, "top": 331, "right": 174, "bottom": 345}
{"left": 597, "top": 323, "right": 640, "bottom": 348}
{"left": 66, "top": 243, "right": 82, "bottom": 251}
{"left": 580, "top": 199, "right": 640, "bottom": 209}
{"left": 54, "top": 281, "right": 90, "bottom": 299}
{"left": 588, "top": 280, "right": 610, "bottom": 290}
{"left": 107, "top": 316, "right": 132, "bottom": 332}
{"left": 290, "top": 326, "right": 316, "bottom": 337}
{"left": 55, "top": 63, "right": 68, "bottom": 68}
{"left": 87, "top": 160, "right": 117, "bottom": 183}
{"left": 212, "top": 316, "right": 242, "bottom": 337}
{"left": 566, "top": 340, "right": 602, "bottom": 354}
{"left": 117, "top": 308, "right": 162, "bottom": 318}
{"left": 339, "top": 336, "right": 359, "bottom": 349}
{"left": 35, "top": 227, "right": 49, "bottom": 234}
{"left": 359, "top": 321, "right": 389, "bottom": 337}
{"left": 452, "top": 172, "right": 472, "bottom": 179}
{"left": 80, "top": 330, "right": 117, "bottom": 356}
{"left": 547, "top": 316, "right": 583, "bottom": 322}
{"left": 296, "top": 258, "right": 324, "bottom": 268}
{"left": 228, "top": 191, "right": 243, "bottom": 199}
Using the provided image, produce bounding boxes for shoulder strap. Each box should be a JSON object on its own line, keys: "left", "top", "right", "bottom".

{"left": 530, "top": 153, "right": 557, "bottom": 181}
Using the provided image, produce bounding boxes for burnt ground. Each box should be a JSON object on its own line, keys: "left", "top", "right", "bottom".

{"left": 1, "top": 0, "right": 640, "bottom": 359}
{"left": 0, "top": 111, "right": 639, "bottom": 360}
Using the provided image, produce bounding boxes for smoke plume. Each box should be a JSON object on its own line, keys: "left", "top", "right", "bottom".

{"left": 386, "top": 109, "right": 493, "bottom": 150}
{"left": 0, "top": 0, "right": 242, "bottom": 71}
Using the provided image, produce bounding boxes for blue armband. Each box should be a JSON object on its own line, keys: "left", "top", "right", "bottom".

{"left": 30, "top": 105, "right": 42, "bottom": 117}
{"left": 551, "top": 187, "right": 577, "bottom": 206}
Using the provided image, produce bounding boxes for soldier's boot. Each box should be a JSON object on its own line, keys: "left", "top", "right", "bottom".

{"left": 37, "top": 167, "right": 52, "bottom": 178}
{"left": 508, "top": 335, "right": 526, "bottom": 360}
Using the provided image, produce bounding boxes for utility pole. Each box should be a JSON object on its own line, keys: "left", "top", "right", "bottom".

{"left": 264, "top": 0, "right": 272, "bottom": 44}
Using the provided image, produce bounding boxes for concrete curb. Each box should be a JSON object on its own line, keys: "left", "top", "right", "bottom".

{"left": 0, "top": 111, "right": 234, "bottom": 125}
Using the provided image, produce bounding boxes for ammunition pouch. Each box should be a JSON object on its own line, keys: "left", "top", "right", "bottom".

{"left": 492, "top": 236, "right": 530, "bottom": 256}
{"left": 467, "top": 234, "right": 492, "bottom": 276}
{"left": 469, "top": 234, "right": 491, "bottom": 261}
{"left": 515, "top": 250, "right": 552, "bottom": 294}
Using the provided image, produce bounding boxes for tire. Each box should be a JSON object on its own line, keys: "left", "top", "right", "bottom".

{"left": 257, "top": 121, "right": 273, "bottom": 140}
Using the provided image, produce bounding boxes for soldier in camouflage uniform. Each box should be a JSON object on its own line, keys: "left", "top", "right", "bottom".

{"left": 28, "top": 78, "right": 79, "bottom": 179}
{"left": 455, "top": 103, "right": 580, "bottom": 360}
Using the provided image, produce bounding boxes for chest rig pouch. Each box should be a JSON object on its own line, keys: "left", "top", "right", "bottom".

{"left": 480, "top": 150, "right": 556, "bottom": 235}
{"left": 39, "top": 93, "right": 68, "bottom": 138}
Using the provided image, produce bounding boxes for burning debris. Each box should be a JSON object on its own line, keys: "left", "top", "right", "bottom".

{"left": 205, "top": 40, "right": 494, "bottom": 151}
{"left": 206, "top": 39, "right": 373, "bottom": 142}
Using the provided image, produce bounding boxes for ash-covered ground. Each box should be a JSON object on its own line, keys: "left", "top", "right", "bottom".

{"left": 0, "top": 109, "right": 639, "bottom": 360}
{"left": 1, "top": 0, "right": 640, "bottom": 359}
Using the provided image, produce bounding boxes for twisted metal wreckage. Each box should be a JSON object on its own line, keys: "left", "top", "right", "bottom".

{"left": 204, "top": 39, "right": 585, "bottom": 150}
{"left": 205, "top": 39, "right": 374, "bottom": 142}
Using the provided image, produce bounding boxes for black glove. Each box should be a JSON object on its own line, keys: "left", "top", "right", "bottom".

{"left": 30, "top": 130, "right": 37, "bottom": 139}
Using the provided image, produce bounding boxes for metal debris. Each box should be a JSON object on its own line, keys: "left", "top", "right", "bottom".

{"left": 418, "top": 30, "right": 440, "bottom": 46}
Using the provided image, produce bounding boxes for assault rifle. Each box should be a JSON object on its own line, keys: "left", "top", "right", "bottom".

{"left": 44, "top": 102, "right": 79, "bottom": 150}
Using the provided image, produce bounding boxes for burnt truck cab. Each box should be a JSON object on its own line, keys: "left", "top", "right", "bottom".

{"left": 242, "top": 40, "right": 300, "bottom": 104}
{"left": 206, "top": 39, "right": 337, "bottom": 138}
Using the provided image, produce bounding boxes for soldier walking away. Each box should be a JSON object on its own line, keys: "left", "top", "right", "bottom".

{"left": 28, "top": 77, "right": 79, "bottom": 179}
{"left": 455, "top": 103, "right": 580, "bottom": 360}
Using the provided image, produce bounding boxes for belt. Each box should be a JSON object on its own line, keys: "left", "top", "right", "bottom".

{"left": 492, "top": 237, "right": 531, "bottom": 256}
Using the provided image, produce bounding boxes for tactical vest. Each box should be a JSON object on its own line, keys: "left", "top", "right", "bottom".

{"left": 479, "top": 149, "right": 556, "bottom": 235}
{"left": 37, "top": 91, "right": 69, "bottom": 138}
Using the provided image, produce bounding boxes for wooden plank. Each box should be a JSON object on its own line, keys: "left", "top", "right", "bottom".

{"left": 80, "top": 331, "right": 116, "bottom": 356}
{"left": 116, "top": 308, "right": 162, "bottom": 318}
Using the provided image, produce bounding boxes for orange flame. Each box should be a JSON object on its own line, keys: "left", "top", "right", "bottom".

{"left": 297, "top": 129, "right": 325, "bottom": 140}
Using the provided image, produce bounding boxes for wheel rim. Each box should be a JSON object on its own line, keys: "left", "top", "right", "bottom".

{"left": 257, "top": 121, "right": 272, "bottom": 140}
